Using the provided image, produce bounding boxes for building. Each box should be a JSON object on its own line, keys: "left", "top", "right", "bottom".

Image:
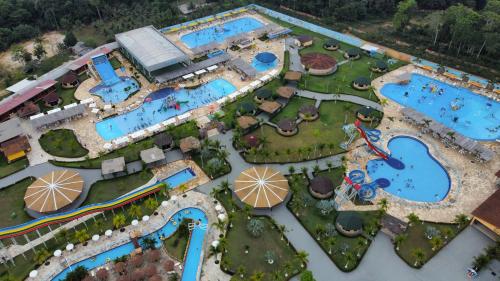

{"left": 101, "top": 157, "right": 126, "bottom": 179}
{"left": 179, "top": 136, "right": 201, "bottom": 154}
{"left": 67, "top": 45, "right": 114, "bottom": 75}
{"left": 0, "top": 118, "right": 30, "bottom": 162}
{"left": 140, "top": 146, "right": 166, "bottom": 168}
{"left": 295, "top": 35, "right": 313, "bottom": 47}
{"left": 276, "top": 118, "right": 298, "bottom": 136}
{"left": 471, "top": 189, "right": 500, "bottom": 239}
{"left": 60, "top": 72, "right": 80, "bottom": 88}
{"left": 309, "top": 176, "right": 334, "bottom": 199}
{"left": 154, "top": 133, "right": 174, "bottom": 150}
{"left": 116, "top": 26, "right": 190, "bottom": 81}
{"left": 300, "top": 53, "right": 337, "bottom": 76}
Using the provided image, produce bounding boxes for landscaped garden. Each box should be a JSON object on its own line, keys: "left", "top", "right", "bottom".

{"left": 0, "top": 156, "right": 29, "bottom": 179}
{"left": 394, "top": 213, "right": 469, "bottom": 268}
{"left": 0, "top": 177, "right": 35, "bottom": 228}
{"left": 270, "top": 96, "right": 315, "bottom": 123}
{"left": 214, "top": 188, "right": 305, "bottom": 280}
{"left": 191, "top": 139, "right": 231, "bottom": 179}
{"left": 39, "top": 129, "right": 89, "bottom": 158}
{"left": 287, "top": 172, "right": 382, "bottom": 271}
{"left": 242, "top": 101, "right": 378, "bottom": 163}
{"left": 83, "top": 170, "right": 154, "bottom": 205}
{"left": 163, "top": 219, "right": 191, "bottom": 261}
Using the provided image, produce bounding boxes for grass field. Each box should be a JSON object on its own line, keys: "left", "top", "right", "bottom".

{"left": 0, "top": 177, "right": 35, "bottom": 228}
{"left": 163, "top": 219, "right": 191, "bottom": 261}
{"left": 244, "top": 100, "right": 374, "bottom": 163}
{"left": 287, "top": 174, "right": 380, "bottom": 271}
{"left": 215, "top": 191, "right": 303, "bottom": 280}
{"left": 270, "top": 96, "right": 315, "bottom": 123}
{"left": 39, "top": 129, "right": 89, "bottom": 158}
{"left": 83, "top": 170, "right": 153, "bottom": 206}
{"left": 0, "top": 156, "right": 28, "bottom": 179}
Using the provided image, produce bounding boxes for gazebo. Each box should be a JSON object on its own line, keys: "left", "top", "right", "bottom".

{"left": 179, "top": 136, "right": 201, "bottom": 153}
{"left": 344, "top": 48, "right": 361, "bottom": 60}
{"left": 236, "top": 102, "right": 257, "bottom": 116}
{"left": 234, "top": 167, "right": 289, "bottom": 208}
{"left": 371, "top": 60, "right": 388, "bottom": 73}
{"left": 236, "top": 116, "right": 258, "bottom": 131}
{"left": 276, "top": 118, "right": 298, "bottom": 136}
{"left": 154, "top": 133, "right": 173, "bottom": 150}
{"left": 24, "top": 170, "right": 84, "bottom": 213}
{"left": 276, "top": 86, "right": 295, "bottom": 99}
{"left": 298, "top": 105, "right": 319, "bottom": 121}
{"left": 356, "top": 106, "right": 376, "bottom": 121}
{"left": 309, "top": 176, "right": 334, "bottom": 199}
{"left": 335, "top": 212, "right": 363, "bottom": 237}
{"left": 258, "top": 101, "right": 281, "bottom": 115}
{"left": 254, "top": 89, "right": 273, "bottom": 103}
{"left": 243, "top": 134, "right": 261, "bottom": 149}
{"left": 42, "top": 91, "right": 60, "bottom": 107}
{"left": 300, "top": 53, "right": 337, "bottom": 75}
{"left": 352, "top": 77, "right": 371, "bottom": 90}
{"left": 284, "top": 71, "right": 302, "bottom": 83}
{"left": 61, "top": 72, "right": 79, "bottom": 88}
{"left": 323, "top": 39, "right": 340, "bottom": 51}
{"left": 295, "top": 35, "right": 313, "bottom": 47}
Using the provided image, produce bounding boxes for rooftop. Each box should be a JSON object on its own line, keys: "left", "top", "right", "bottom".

{"left": 0, "top": 79, "right": 57, "bottom": 117}
{"left": 258, "top": 101, "right": 281, "bottom": 114}
{"left": 179, "top": 136, "right": 201, "bottom": 153}
{"left": 101, "top": 157, "right": 126, "bottom": 175}
{"left": 140, "top": 147, "right": 166, "bottom": 164}
{"left": 276, "top": 86, "right": 295, "bottom": 99}
{"left": 116, "top": 26, "right": 189, "bottom": 72}
{"left": 472, "top": 189, "right": 500, "bottom": 229}
{"left": 284, "top": 71, "right": 302, "bottom": 81}
{"left": 237, "top": 116, "right": 258, "bottom": 129}
{"left": 0, "top": 118, "right": 23, "bottom": 143}
{"left": 301, "top": 53, "right": 337, "bottom": 70}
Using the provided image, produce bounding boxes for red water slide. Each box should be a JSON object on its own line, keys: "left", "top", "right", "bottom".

{"left": 354, "top": 120, "right": 388, "bottom": 160}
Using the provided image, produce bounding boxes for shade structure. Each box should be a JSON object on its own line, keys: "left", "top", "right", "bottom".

{"left": 24, "top": 170, "right": 84, "bottom": 213}
{"left": 105, "top": 230, "right": 113, "bottom": 237}
{"left": 234, "top": 167, "right": 289, "bottom": 208}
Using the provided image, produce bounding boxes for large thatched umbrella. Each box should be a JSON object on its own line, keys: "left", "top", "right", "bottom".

{"left": 96, "top": 268, "right": 109, "bottom": 281}
{"left": 146, "top": 249, "right": 161, "bottom": 263}
{"left": 234, "top": 167, "right": 289, "bottom": 208}
{"left": 163, "top": 260, "right": 175, "bottom": 272}
{"left": 144, "top": 264, "right": 157, "bottom": 278}
{"left": 24, "top": 170, "right": 83, "bottom": 213}
{"left": 130, "top": 255, "right": 143, "bottom": 268}
{"left": 114, "top": 261, "right": 127, "bottom": 275}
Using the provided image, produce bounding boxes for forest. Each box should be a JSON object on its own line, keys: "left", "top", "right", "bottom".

{"left": 0, "top": 0, "right": 498, "bottom": 80}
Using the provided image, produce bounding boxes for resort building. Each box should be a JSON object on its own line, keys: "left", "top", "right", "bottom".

{"left": 471, "top": 189, "right": 500, "bottom": 239}
{"left": 236, "top": 116, "right": 258, "bottom": 132}
{"left": 179, "top": 136, "right": 201, "bottom": 154}
{"left": 276, "top": 86, "right": 296, "bottom": 100}
{"left": 276, "top": 118, "right": 298, "bottom": 136}
{"left": 0, "top": 118, "right": 30, "bottom": 163}
{"left": 154, "top": 133, "right": 174, "bottom": 151}
{"left": 301, "top": 53, "right": 337, "bottom": 75}
{"left": 60, "top": 72, "right": 80, "bottom": 89}
{"left": 258, "top": 100, "right": 281, "bottom": 116}
{"left": 295, "top": 35, "right": 313, "bottom": 47}
{"left": 140, "top": 147, "right": 167, "bottom": 168}
{"left": 309, "top": 176, "right": 334, "bottom": 199}
{"left": 116, "top": 26, "right": 190, "bottom": 81}
{"left": 298, "top": 105, "right": 319, "bottom": 121}
{"left": 101, "top": 157, "right": 126, "bottom": 179}
{"left": 352, "top": 77, "right": 371, "bottom": 90}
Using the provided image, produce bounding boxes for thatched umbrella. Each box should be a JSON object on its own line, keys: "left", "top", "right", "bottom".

{"left": 163, "top": 260, "right": 175, "bottom": 272}
{"left": 96, "top": 268, "right": 109, "bottom": 281}
{"left": 149, "top": 275, "right": 162, "bottom": 281}
{"left": 146, "top": 249, "right": 161, "bottom": 263}
{"left": 131, "top": 268, "right": 145, "bottom": 281}
{"left": 130, "top": 255, "right": 143, "bottom": 268}
{"left": 116, "top": 275, "right": 132, "bottom": 281}
{"left": 114, "top": 262, "right": 127, "bottom": 275}
{"left": 144, "top": 264, "right": 157, "bottom": 278}
{"left": 82, "top": 276, "right": 95, "bottom": 281}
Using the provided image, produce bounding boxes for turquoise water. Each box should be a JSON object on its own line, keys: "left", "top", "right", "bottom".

{"left": 90, "top": 55, "right": 139, "bottom": 104}
{"left": 380, "top": 73, "right": 500, "bottom": 140}
{"left": 181, "top": 17, "right": 264, "bottom": 48}
{"left": 252, "top": 52, "right": 277, "bottom": 72}
{"left": 52, "top": 207, "right": 208, "bottom": 281}
{"left": 161, "top": 168, "right": 196, "bottom": 188}
{"left": 366, "top": 136, "right": 451, "bottom": 202}
{"left": 96, "top": 78, "right": 236, "bottom": 141}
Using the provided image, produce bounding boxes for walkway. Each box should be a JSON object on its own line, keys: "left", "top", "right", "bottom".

{"left": 296, "top": 89, "right": 382, "bottom": 111}
{"left": 285, "top": 38, "right": 305, "bottom": 73}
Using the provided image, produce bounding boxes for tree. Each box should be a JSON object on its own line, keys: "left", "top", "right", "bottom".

{"left": 113, "top": 214, "right": 126, "bottom": 229}
{"left": 424, "top": 226, "right": 441, "bottom": 239}
{"left": 407, "top": 213, "right": 420, "bottom": 226}
{"left": 33, "top": 248, "right": 50, "bottom": 265}
{"left": 11, "top": 45, "right": 31, "bottom": 65}
{"left": 141, "top": 237, "right": 156, "bottom": 250}
{"left": 441, "top": 227, "right": 453, "bottom": 240}
{"left": 295, "top": 250, "right": 309, "bottom": 267}
{"left": 344, "top": 252, "right": 355, "bottom": 269}
{"left": 356, "top": 237, "right": 366, "bottom": 257}
{"left": 55, "top": 228, "right": 69, "bottom": 242}
{"left": 74, "top": 229, "right": 90, "bottom": 244}
{"left": 33, "top": 38, "right": 46, "bottom": 60}
{"left": 288, "top": 165, "right": 295, "bottom": 174}
{"left": 394, "top": 234, "right": 406, "bottom": 250}
{"left": 236, "top": 266, "right": 246, "bottom": 278}
{"left": 250, "top": 271, "right": 265, "bottom": 281}
{"left": 64, "top": 265, "right": 88, "bottom": 281}
{"left": 393, "top": 0, "right": 417, "bottom": 31}
{"left": 430, "top": 236, "right": 443, "bottom": 251}
{"left": 277, "top": 224, "right": 287, "bottom": 240}
{"left": 326, "top": 236, "right": 337, "bottom": 254}
{"left": 246, "top": 218, "right": 264, "bottom": 237}
{"left": 264, "top": 250, "right": 275, "bottom": 264}
{"left": 454, "top": 214, "right": 469, "bottom": 228}
{"left": 128, "top": 204, "right": 142, "bottom": 219}
{"left": 144, "top": 197, "right": 158, "bottom": 212}
{"left": 220, "top": 180, "right": 231, "bottom": 194}
{"left": 377, "top": 198, "right": 388, "bottom": 212}
{"left": 316, "top": 200, "right": 334, "bottom": 216}
{"left": 412, "top": 248, "right": 426, "bottom": 266}
{"left": 300, "top": 270, "right": 316, "bottom": 281}
{"left": 64, "top": 31, "right": 77, "bottom": 47}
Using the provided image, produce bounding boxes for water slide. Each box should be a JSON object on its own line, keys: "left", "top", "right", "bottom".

{"left": 91, "top": 54, "right": 121, "bottom": 86}
{"left": 344, "top": 170, "right": 391, "bottom": 201}
{"left": 354, "top": 120, "right": 405, "bottom": 170}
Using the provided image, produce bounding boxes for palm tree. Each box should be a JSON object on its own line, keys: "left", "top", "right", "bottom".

{"left": 128, "top": 204, "right": 142, "bottom": 219}
{"left": 295, "top": 251, "right": 309, "bottom": 267}
{"left": 441, "top": 227, "right": 453, "bottom": 240}
{"left": 394, "top": 234, "right": 406, "bottom": 251}
{"left": 288, "top": 166, "right": 295, "bottom": 174}
{"left": 430, "top": 236, "right": 443, "bottom": 251}
{"left": 33, "top": 248, "right": 50, "bottom": 265}
{"left": 55, "top": 228, "right": 69, "bottom": 242}
{"left": 326, "top": 161, "right": 333, "bottom": 171}
{"left": 326, "top": 236, "right": 337, "bottom": 254}
{"left": 270, "top": 270, "right": 282, "bottom": 281}
{"left": 179, "top": 184, "right": 188, "bottom": 193}
{"left": 250, "top": 271, "right": 265, "bottom": 281}
{"left": 411, "top": 248, "right": 426, "bottom": 266}
{"left": 236, "top": 266, "right": 246, "bottom": 279}
{"left": 74, "top": 229, "right": 90, "bottom": 245}
{"left": 407, "top": 213, "right": 420, "bottom": 226}
{"left": 220, "top": 180, "right": 231, "bottom": 194}
{"left": 380, "top": 98, "right": 389, "bottom": 106}
{"left": 454, "top": 214, "right": 469, "bottom": 228}
{"left": 313, "top": 165, "right": 320, "bottom": 174}
{"left": 278, "top": 224, "right": 287, "bottom": 240}
{"left": 244, "top": 205, "right": 253, "bottom": 219}
{"left": 377, "top": 198, "right": 388, "bottom": 212}
{"left": 301, "top": 167, "right": 308, "bottom": 177}
{"left": 113, "top": 214, "right": 126, "bottom": 230}
{"left": 290, "top": 197, "right": 304, "bottom": 216}
{"left": 356, "top": 237, "right": 366, "bottom": 257}
{"left": 94, "top": 219, "right": 104, "bottom": 233}
{"left": 283, "top": 261, "right": 293, "bottom": 277}
{"left": 212, "top": 219, "right": 226, "bottom": 232}
{"left": 144, "top": 197, "right": 158, "bottom": 213}
{"left": 315, "top": 224, "right": 325, "bottom": 240}
{"left": 344, "top": 252, "right": 355, "bottom": 269}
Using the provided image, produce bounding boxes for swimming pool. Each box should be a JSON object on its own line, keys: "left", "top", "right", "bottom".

{"left": 180, "top": 17, "right": 264, "bottom": 48}
{"left": 52, "top": 207, "right": 208, "bottom": 281}
{"left": 161, "top": 168, "right": 196, "bottom": 188}
{"left": 366, "top": 136, "right": 451, "bottom": 202}
{"left": 96, "top": 78, "right": 236, "bottom": 141}
{"left": 380, "top": 73, "right": 500, "bottom": 141}
{"left": 252, "top": 52, "right": 278, "bottom": 72}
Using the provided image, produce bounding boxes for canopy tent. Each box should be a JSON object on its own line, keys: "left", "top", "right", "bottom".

{"left": 182, "top": 73, "right": 195, "bottom": 80}
{"left": 24, "top": 170, "right": 83, "bottom": 213}
{"left": 207, "top": 65, "right": 218, "bottom": 72}
{"left": 47, "top": 108, "right": 61, "bottom": 114}
{"left": 194, "top": 69, "right": 207, "bottom": 75}
{"left": 234, "top": 167, "right": 289, "bottom": 208}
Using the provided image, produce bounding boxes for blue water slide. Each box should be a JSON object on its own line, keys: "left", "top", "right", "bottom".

{"left": 358, "top": 184, "right": 377, "bottom": 200}
{"left": 364, "top": 128, "right": 381, "bottom": 142}
{"left": 348, "top": 170, "right": 365, "bottom": 184}
{"left": 92, "top": 54, "right": 120, "bottom": 86}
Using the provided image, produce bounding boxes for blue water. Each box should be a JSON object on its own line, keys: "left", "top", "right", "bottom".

{"left": 52, "top": 208, "right": 208, "bottom": 281}
{"left": 161, "top": 168, "right": 196, "bottom": 188}
{"left": 366, "top": 136, "right": 451, "bottom": 202}
{"left": 251, "top": 52, "right": 277, "bottom": 72}
{"left": 96, "top": 78, "right": 236, "bottom": 141}
{"left": 90, "top": 55, "right": 140, "bottom": 104}
{"left": 181, "top": 17, "right": 264, "bottom": 48}
{"left": 380, "top": 73, "right": 500, "bottom": 140}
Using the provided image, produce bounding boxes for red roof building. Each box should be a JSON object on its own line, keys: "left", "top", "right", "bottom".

{"left": 68, "top": 46, "right": 112, "bottom": 74}
{"left": 471, "top": 189, "right": 500, "bottom": 238}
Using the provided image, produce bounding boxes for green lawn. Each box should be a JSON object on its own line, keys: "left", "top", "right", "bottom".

{"left": 0, "top": 156, "right": 29, "bottom": 179}
{"left": 163, "top": 219, "right": 191, "bottom": 261}
{"left": 166, "top": 121, "right": 200, "bottom": 147}
{"left": 0, "top": 177, "right": 35, "bottom": 228}
{"left": 396, "top": 221, "right": 466, "bottom": 267}
{"left": 83, "top": 170, "right": 153, "bottom": 205}
{"left": 287, "top": 174, "right": 380, "bottom": 271}
{"left": 215, "top": 191, "right": 304, "bottom": 280}
{"left": 270, "top": 96, "right": 315, "bottom": 123}
{"left": 244, "top": 101, "right": 376, "bottom": 163}
{"left": 39, "top": 129, "right": 89, "bottom": 158}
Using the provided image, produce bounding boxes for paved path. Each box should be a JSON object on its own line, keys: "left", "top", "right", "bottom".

{"left": 297, "top": 89, "right": 382, "bottom": 111}
{"left": 285, "top": 38, "right": 305, "bottom": 73}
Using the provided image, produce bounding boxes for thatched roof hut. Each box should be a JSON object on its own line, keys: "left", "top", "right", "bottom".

{"left": 309, "top": 176, "right": 334, "bottom": 198}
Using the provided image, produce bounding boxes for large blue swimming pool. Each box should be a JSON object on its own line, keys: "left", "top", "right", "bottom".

{"left": 366, "top": 136, "right": 451, "bottom": 202}
{"left": 52, "top": 207, "right": 207, "bottom": 281}
{"left": 380, "top": 73, "right": 500, "bottom": 141}
{"left": 96, "top": 78, "right": 236, "bottom": 141}
{"left": 180, "top": 17, "right": 264, "bottom": 48}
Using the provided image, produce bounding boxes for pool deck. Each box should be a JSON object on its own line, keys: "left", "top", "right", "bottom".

{"left": 342, "top": 64, "right": 499, "bottom": 223}
{"left": 33, "top": 191, "right": 229, "bottom": 281}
